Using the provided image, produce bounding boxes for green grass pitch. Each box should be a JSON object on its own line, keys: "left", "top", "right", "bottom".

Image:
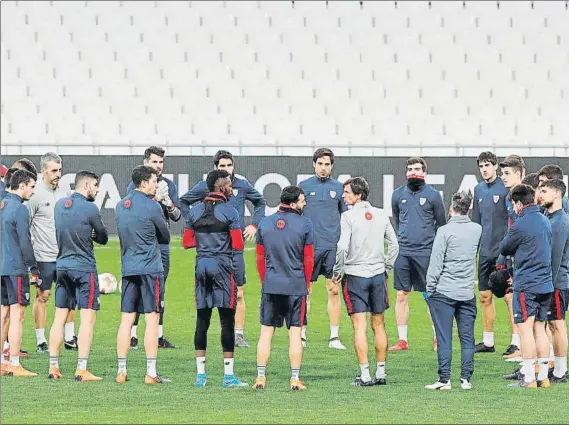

{"left": 1, "top": 237, "right": 567, "bottom": 424}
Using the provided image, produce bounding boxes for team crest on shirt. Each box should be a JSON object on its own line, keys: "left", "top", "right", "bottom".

{"left": 309, "top": 192, "right": 316, "bottom": 196}
{"left": 124, "top": 200, "right": 132, "bottom": 209}
{"left": 232, "top": 189, "right": 239, "bottom": 197}
{"left": 478, "top": 198, "right": 483, "bottom": 203}
{"left": 401, "top": 199, "right": 407, "bottom": 204}
{"left": 64, "top": 200, "right": 72, "bottom": 208}
{"left": 0, "top": 201, "right": 4, "bottom": 209}
{"left": 420, "top": 198, "right": 426, "bottom": 206}
{"left": 276, "top": 219, "right": 286, "bottom": 229}
{"left": 493, "top": 195, "right": 500, "bottom": 203}
{"left": 365, "top": 211, "right": 373, "bottom": 220}
{"left": 329, "top": 191, "right": 336, "bottom": 199}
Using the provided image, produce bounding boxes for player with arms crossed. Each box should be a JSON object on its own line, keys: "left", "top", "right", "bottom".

{"left": 333, "top": 177, "right": 399, "bottom": 386}
{"left": 1, "top": 170, "right": 39, "bottom": 376}
{"left": 390, "top": 157, "right": 446, "bottom": 351}
{"left": 499, "top": 184, "right": 554, "bottom": 388}
{"left": 115, "top": 166, "right": 171, "bottom": 384}
{"left": 299, "top": 148, "right": 348, "bottom": 349}
{"left": 254, "top": 186, "right": 314, "bottom": 391}
{"left": 127, "top": 146, "right": 182, "bottom": 350}
{"left": 181, "top": 150, "right": 266, "bottom": 348}
{"left": 48, "top": 171, "right": 109, "bottom": 381}
{"left": 183, "top": 169, "right": 247, "bottom": 388}
{"left": 471, "top": 152, "right": 509, "bottom": 353}
{"left": 26, "top": 153, "right": 77, "bottom": 353}
{"left": 539, "top": 179, "right": 569, "bottom": 383}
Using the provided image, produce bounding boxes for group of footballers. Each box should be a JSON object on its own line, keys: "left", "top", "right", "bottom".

{"left": 0, "top": 147, "right": 567, "bottom": 390}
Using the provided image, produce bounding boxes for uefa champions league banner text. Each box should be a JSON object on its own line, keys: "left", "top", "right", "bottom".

{"left": 2, "top": 156, "right": 567, "bottom": 233}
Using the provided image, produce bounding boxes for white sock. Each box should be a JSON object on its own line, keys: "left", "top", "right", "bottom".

{"left": 397, "top": 325, "right": 408, "bottom": 342}
{"left": 49, "top": 356, "right": 59, "bottom": 369}
{"left": 224, "top": 358, "right": 234, "bottom": 376}
{"left": 291, "top": 368, "right": 300, "bottom": 380}
{"left": 3, "top": 341, "right": 9, "bottom": 350}
{"left": 117, "top": 357, "right": 127, "bottom": 375}
{"left": 196, "top": 356, "right": 206, "bottom": 375}
{"left": 158, "top": 325, "right": 163, "bottom": 339}
{"left": 359, "top": 363, "right": 371, "bottom": 382}
{"left": 64, "top": 322, "right": 75, "bottom": 341}
{"left": 554, "top": 356, "right": 567, "bottom": 378}
{"left": 549, "top": 344, "right": 555, "bottom": 361}
{"left": 130, "top": 326, "right": 138, "bottom": 339}
{"left": 511, "top": 333, "right": 521, "bottom": 348}
{"left": 537, "top": 358, "right": 549, "bottom": 381}
{"left": 376, "top": 361, "right": 386, "bottom": 379}
{"left": 301, "top": 327, "right": 307, "bottom": 340}
{"left": 432, "top": 325, "right": 436, "bottom": 339}
{"left": 77, "top": 357, "right": 88, "bottom": 370}
{"left": 523, "top": 359, "right": 536, "bottom": 383}
{"left": 35, "top": 328, "right": 46, "bottom": 345}
{"left": 146, "top": 358, "right": 157, "bottom": 378}
{"left": 10, "top": 356, "right": 20, "bottom": 367}
{"left": 330, "top": 325, "right": 339, "bottom": 340}
{"left": 235, "top": 328, "right": 244, "bottom": 336}
{"left": 483, "top": 331, "right": 494, "bottom": 347}
{"left": 257, "top": 365, "right": 266, "bottom": 378}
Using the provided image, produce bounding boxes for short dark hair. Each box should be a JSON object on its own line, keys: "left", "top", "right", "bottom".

{"left": 312, "top": 148, "right": 335, "bottom": 165}
{"left": 4, "top": 167, "right": 19, "bottom": 187}
{"left": 75, "top": 171, "right": 99, "bottom": 187}
{"left": 12, "top": 158, "right": 38, "bottom": 178}
{"left": 477, "top": 151, "right": 497, "bottom": 166}
{"left": 509, "top": 184, "right": 536, "bottom": 206}
{"left": 9, "top": 170, "right": 36, "bottom": 190}
{"left": 540, "top": 179, "right": 567, "bottom": 197}
{"left": 503, "top": 154, "right": 526, "bottom": 171}
{"left": 132, "top": 165, "right": 158, "bottom": 188}
{"left": 406, "top": 157, "right": 427, "bottom": 172}
{"left": 343, "top": 177, "right": 370, "bottom": 201}
{"left": 521, "top": 172, "right": 540, "bottom": 189}
{"left": 206, "top": 169, "right": 231, "bottom": 192}
{"left": 144, "top": 146, "right": 165, "bottom": 159}
{"left": 499, "top": 158, "right": 524, "bottom": 176}
{"left": 213, "top": 150, "right": 233, "bottom": 167}
{"left": 538, "top": 164, "right": 564, "bottom": 181}
{"left": 451, "top": 190, "right": 473, "bottom": 215}
{"left": 280, "top": 186, "right": 304, "bottom": 205}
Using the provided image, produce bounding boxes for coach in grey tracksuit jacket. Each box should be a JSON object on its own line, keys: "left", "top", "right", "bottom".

{"left": 426, "top": 192, "right": 482, "bottom": 385}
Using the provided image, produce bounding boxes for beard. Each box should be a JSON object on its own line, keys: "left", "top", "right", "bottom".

{"left": 542, "top": 200, "right": 554, "bottom": 210}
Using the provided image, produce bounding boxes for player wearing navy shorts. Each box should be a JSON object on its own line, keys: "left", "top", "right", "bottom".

{"left": 115, "top": 166, "right": 171, "bottom": 385}
{"left": 1, "top": 170, "right": 39, "bottom": 377}
{"left": 181, "top": 150, "right": 266, "bottom": 349}
{"left": 183, "top": 169, "right": 247, "bottom": 388}
{"left": 253, "top": 186, "right": 314, "bottom": 391}
{"left": 48, "top": 171, "right": 108, "bottom": 381}
{"left": 390, "top": 157, "right": 446, "bottom": 352}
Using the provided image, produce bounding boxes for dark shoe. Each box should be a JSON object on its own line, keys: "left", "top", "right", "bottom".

{"left": 235, "top": 334, "right": 250, "bottom": 348}
{"left": 36, "top": 342, "right": 48, "bottom": 353}
{"left": 548, "top": 367, "right": 555, "bottom": 379}
{"left": 158, "top": 337, "right": 175, "bottom": 349}
{"left": 550, "top": 375, "right": 568, "bottom": 384}
{"left": 130, "top": 337, "right": 138, "bottom": 351}
{"left": 64, "top": 336, "right": 78, "bottom": 351}
{"left": 374, "top": 377, "right": 387, "bottom": 385}
{"left": 474, "top": 342, "right": 495, "bottom": 353}
{"left": 503, "top": 368, "right": 523, "bottom": 380}
{"left": 502, "top": 344, "right": 519, "bottom": 357}
{"left": 351, "top": 375, "right": 374, "bottom": 387}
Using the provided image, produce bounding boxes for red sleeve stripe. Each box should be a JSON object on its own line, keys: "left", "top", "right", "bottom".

{"left": 256, "top": 243, "right": 266, "bottom": 283}
{"left": 303, "top": 244, "right": 315, "bottom": 287}
{"left": 182, "top": 229, "right": 197, "bottom": 249}
{"left": 230, "top": 228, "right": 244, "bottom": 251}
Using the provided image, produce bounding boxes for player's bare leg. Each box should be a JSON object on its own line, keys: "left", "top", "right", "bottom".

{"left": 1, "top": 306, "right": 10, "bottom": 375}
{"left": 534, "top": 320, "right": 551, "bottom": 387}
{"left": 477, "top": 290, "right": 496, "bottom": 352}
{"left": 7, "top": 304, "right": 36, "bottom": 376}
{"left": 235, "top": 287, "right": 248, "bottom": 348}
{"left": 32, "top": 288, "right": 50, "bottom": 352}
{"left": 116, "top": 312, "right": 136, "bottom": 383}
{"left": 371, "top": 313, "right": 387, "bottom": 384}
{"left": 288, "top": 326, "right": 306, "bottom": 390}
{"left": 143, "top": 311, "right": 167, "bottom": 384}
{"left": 74, "top": 309, "right": 101, "bottom": 381}
{"left": 64, "top": 309, "right": 77, "bottom": 350}
{"left": 326, "top": 278, "right": 345, "bottom": 350}
{"left": 47, "top": 307, "right": 68, "bottom": 379}
{"left": 545, "top": 324, "right": 554, "bottom": 365}
{"left": 255, "top": 325, "right": 274, "bottom": 390}
{"left": 390, "top": 290, "right": 410, "bottom": 351}
{"left": 548, "top": 320, "right": 568, "bottom": 380}
{"left": 301, "top": 283, "right": 312, "bottom": 347}
{"left": 509, "top": 316, "right": 537, "bottom": 388}
{"left": 350, "top": 312, "right": 373, "bottom": 385}
{"left": 504, "top": 293, "right": 521, "bottom": 359}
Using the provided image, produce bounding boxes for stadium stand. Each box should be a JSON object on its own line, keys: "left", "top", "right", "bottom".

{"left": 1, "top": 0, "right": 568, "bottom": 156}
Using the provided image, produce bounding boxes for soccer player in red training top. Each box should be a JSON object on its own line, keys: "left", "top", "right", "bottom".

{"left": 253, "top": 186, "right": 314, "bottom": 391}
{"left": 183, "top": 169, "right": 247, "bottom": 388}
{"left": 1, "top": 170, "right": 40, "bottom": 377}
